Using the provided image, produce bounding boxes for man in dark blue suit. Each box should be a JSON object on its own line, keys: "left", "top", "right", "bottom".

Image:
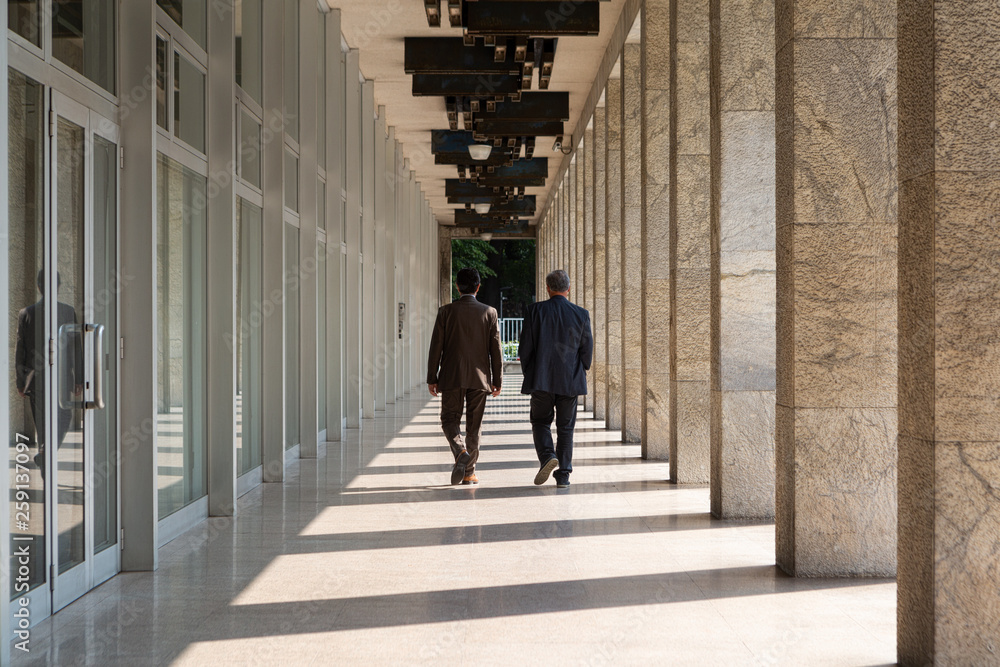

{"left": 518, "top": 270, "right": 594, "bottom": 488}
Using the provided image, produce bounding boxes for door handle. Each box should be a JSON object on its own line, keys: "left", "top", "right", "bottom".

{"left": 85, "top": 324, "right": 105, "bottom": 410}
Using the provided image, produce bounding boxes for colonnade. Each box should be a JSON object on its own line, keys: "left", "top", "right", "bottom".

{"left": 537, "top": 1, "right": 1000, "bottom": 663}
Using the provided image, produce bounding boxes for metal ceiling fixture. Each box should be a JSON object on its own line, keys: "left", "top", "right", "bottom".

{"left": 468, "top": 144, "right": 493, "bottom": 161}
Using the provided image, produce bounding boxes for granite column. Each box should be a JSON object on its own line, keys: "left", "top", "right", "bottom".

{"left": 593, "top": 107, "right": 608, "bottom": 421}
{"left": 898, "top": 1, "right": 1000, "bottom": 661}
{"left": 605, "top": 75, "right": 624, "bottom": 433}
{"left": 642, "top": 0, "right": 672, "bottom": 461}
{"left": 775, "top": 0, "right": 898, "bottom": 575}
{"left": 621, "top": 42, "right": 644, "bottom": 443}
{"left": 708, "top": 0, "right": 776, "bottom": 518}
{"left": 670, "top": 0, "right": 712, "bottom": 482}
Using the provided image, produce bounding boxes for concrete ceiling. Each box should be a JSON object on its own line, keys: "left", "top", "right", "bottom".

{"left": 327, "top": 0, "right": 629, "bottom": 227}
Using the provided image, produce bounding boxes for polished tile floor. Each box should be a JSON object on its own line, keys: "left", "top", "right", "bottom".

{"left": 16, "top": 385, "right": 897, "bottom": 666}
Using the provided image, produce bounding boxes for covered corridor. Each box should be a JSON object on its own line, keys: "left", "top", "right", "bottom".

{"left": 14, "top": 383, "right": 895, "bottom": 665}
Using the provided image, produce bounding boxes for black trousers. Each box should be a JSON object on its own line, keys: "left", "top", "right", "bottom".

{"left": 530, "top": 391, "right": 578, "bottom": 483}
{"left": 440, "top": 388, "right": 490, "bottom": 474}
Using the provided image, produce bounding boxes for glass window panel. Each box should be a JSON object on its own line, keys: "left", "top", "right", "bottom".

{"left": 157, "top": 0, "right": 206, "bottom": 49}
{"left": 8, "top": 70, "right": 47, "bottom": 598}
{"left": 284, "top": 150, "right": 298, "bottom": 212}
{"left": 51, "top": 0, "right": 116, "bottom": 94}
{"left": 283, "top": 0, "right": 299, "bottom": 141}
{"left": 156, "top": 37, "right": 169, "bottom": 130}
{"left": 317, "top": 243, "right": 327, "bottom": 432}
{"left": 317, "top": 14, "right": 327, "bottom": 170}
{"left": 239, "top": 110, "right": 261, "bottom": 189}
{"left": 9, "top": 0, "right": 43, "bottom": 47}
{"left": 156, "top": 153, "right": 208, "bottom": 519}
{"left": 235, "top": 0, "right": 262, "bottom": 103}
{"left": 54, "top": 117, "right": 86, "bottom": 574}
{"left": 174, "top": 51, "right": 206, "bottom": 153}
{"left": 92, "top": 134, "right": 118, "bottom": 554}
{"left": 284, "top": 224, "right": 300, "bottom": 450}
{"left": 236, "top": 199, "right": 263, "bottom": 476}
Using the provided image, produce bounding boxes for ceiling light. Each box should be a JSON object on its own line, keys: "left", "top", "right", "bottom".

{"left": 475, "top": 203, "right": 491, "bottom": 215}
{"left": 468, "top": 144, "right": 493, "bottom": 161}
{"left": 480, "top": 233, "right": 493, "bottom": 242}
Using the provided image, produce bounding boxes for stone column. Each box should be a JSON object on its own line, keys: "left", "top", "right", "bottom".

{"left": 708, "top": 0, "right": 776, "bottom": 518}
{"left": 374, "top": 110, "right": 388, "bottom": 413}
{"left": 669, "top": 0, "right": 711, "bottom": 483}
{"left": 605, "top": 74, "right": 624, "bottom": 432}
{"left": 583, "top": 127, "right": 595, "bottom": 412}
{"left": 324, "top": 12, "right": 345, "bottom": 439}
{"left": 775, "top": 0, "right": 897, "bottom": 575}
{"left": 361, "top": 81, "right": 377, "bottom": 419}
{"left": 119, "top": 0, "right": 159, "bottom": 564}
{"left": 297, "top": 0, "right": 319, "bottom": 454}
{"left": 384, "top": 130, "right": 398, "bottom": 404}
{"left": 622, "top": 42, "right": 643, "bottom": 443}
{"left": 592, "top": 106, "right": 608, "bottom": 421}
{"left": 439, "top": 228, "right": 452, "bottom": 307}
{"left": 568, "top": 167, "right": 576, "bottom": 288}
{"left": 261, "top": 0, "right": 289, "bottom": 476}
{"left": 344, "top": 50, "right": 362, "bottom": 427}
{"left": 898, "top": 2, "right": 1000, "bottom": 662}
{"left": 642, "top": 0, "right": 671, "bottom": 461}
{"left": 206, "top": 1, "right": 237, "bottom": 508}
{"left": 575, "top": 146, "right": 585, "bottom": 308}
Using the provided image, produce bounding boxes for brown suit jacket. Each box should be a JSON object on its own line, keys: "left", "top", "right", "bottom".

{"left": 427, "top": 294, "right": 503, "bottom": 392}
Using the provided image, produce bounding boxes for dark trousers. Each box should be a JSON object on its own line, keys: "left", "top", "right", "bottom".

{"left": 440, "top": 388, "right": 490, "bottom": 474}
{"left": 530, "top": 391, "right": 578, "bottom": 483}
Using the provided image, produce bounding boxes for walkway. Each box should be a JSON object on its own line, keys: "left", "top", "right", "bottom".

{"left": 16, "top": 385, "right": 896, "bottom": 666}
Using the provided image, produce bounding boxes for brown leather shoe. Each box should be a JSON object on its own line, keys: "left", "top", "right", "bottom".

{"left": 451, "top": 450, "right": 472, "bottom": 485}
{"left": 462, "top": 473, "right": 479, "bottom": 485}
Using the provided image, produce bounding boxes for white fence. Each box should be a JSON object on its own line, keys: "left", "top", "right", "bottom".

{"left": 499, "top": 318, "right": 523, "bottom": 361}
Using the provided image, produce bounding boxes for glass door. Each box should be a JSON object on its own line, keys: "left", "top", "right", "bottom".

{"left": 46, "top": 90, "right": 120, "bottom": 613}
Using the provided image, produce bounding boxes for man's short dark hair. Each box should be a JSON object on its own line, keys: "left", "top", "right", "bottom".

{"left": 456, "top": 268, "right": 481, "bottom": 295}
{"left": 546, "top": 269, "right": 570, "bottom": 293}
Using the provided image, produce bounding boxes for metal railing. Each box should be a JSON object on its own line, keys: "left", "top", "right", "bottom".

{"left": 499, "top": 318, "right": 523, "bottom": 361}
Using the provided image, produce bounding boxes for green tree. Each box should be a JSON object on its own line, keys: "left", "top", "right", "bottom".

{"left": 451, "top": 239, "right": 497, "bottom": 300}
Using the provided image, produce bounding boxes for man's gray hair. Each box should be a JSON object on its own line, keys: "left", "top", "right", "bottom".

{"left": 546, "top": 269, "right": 570, "bottom": 293}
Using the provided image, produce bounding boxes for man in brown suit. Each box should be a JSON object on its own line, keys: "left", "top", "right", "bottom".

{"left": 427, "top": 268, "right": 503, "bottom": 485}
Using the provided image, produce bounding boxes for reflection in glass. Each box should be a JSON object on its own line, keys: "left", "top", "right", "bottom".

{"left": 174, "top": 51, "right": 205, "bottom": 153}
{"left": 157, "top": 0, "right": 206, "bottom": 48}
{"left": 92, "top": 135, "right": 118, "bottom": 554}
{"left": 52, "top": 0, "right": 116, "bottom": 94}
{"left": 285, "top": 225, "right": 300, "bottom": 451}
{"left": 318, "top": 243, "right": 327, "bottom": 432}
{"left": 156, "top": 154, "right": 208, "bottom": 519}
{"left": 9, "top": 0, "right": 43, "bottom": 47}
{"left": 284, "top": 150, "right": 298, "bottom": 212}
{"left": 156, "top": 37, "right": 168, "bottom": 130}
{"left": 236, "top": 199, "right": 263, "bottom": 476}
{"left": 8, "top": 71, "right": 47, "bottom": 598}
{"left": 55, "top": 117, "right": 86, "bottom": 575}
{"left": 283, "top": 0, "right": 299, "bottom": 141}
{"left": 235, "top": 0, "right": 262, "bottom": 103}
{"left": 240, "top": 110, "right": 261, "bottom": 189}
{"left": 317, "top": 180, "right": 326, "bottom": 234}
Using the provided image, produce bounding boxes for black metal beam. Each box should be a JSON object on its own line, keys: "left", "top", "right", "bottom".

{"left": 404, "top": 38, "right": 520, "bottom": 75}
{"left": 412, "top": 73, "right": 522, "bottom": 97}
{"left": 454, "top": 210, "right": 528, "bottom": 225}
{"left": 475, "top": 119, "right": 564, "bottom": 136}
{"left": 475, "top": 91, "right": 569, "bottom": 121}
{"left": 465, "top": 2, "right": 600, "bottom": 36}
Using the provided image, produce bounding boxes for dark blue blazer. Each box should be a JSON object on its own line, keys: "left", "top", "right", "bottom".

{"left": 518, "top": 295, "right": 594, "bottom": 396}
